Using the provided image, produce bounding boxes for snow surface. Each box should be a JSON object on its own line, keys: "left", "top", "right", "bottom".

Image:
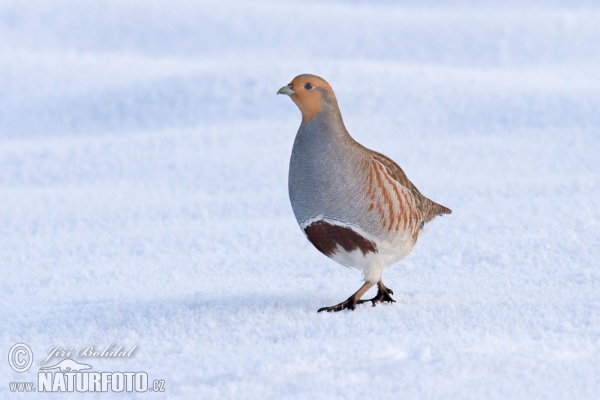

{"left": 1, "top": 1, "right": 599, "bottom": 398}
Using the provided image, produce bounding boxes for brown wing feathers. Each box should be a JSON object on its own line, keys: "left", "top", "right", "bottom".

{"left": 368, "top": 151, "right": 451, "bottom": 227}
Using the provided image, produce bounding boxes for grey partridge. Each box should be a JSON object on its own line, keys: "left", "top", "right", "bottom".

{"left": 278, "top": 74, "right": 451, "bottom": 312}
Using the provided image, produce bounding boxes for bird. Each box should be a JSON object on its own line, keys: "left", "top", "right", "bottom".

{"left": 277, "top": 74, "right": 451, "bottom": 312}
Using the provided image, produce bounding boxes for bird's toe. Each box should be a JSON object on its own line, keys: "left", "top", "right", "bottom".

{"left": 363, "top": 289, "right": 396, "bottom": 307}
{"left": 317, "top": 298, "right": 358, "bottom": 313}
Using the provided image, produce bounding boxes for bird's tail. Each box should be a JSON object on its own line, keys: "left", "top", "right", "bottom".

{"left": 435, "top": 203, "right": 452, "bottom": 216}
{"left": 423, "top": 200, "right": 452, "bottom": 223}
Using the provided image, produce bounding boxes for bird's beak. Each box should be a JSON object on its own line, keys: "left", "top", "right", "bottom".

{"left": 277, "top": 84, "right": 295, "bottom": 96}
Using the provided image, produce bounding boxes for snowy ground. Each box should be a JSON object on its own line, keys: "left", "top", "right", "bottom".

{"left": 1, "top": 1, "right": 599, "bottom": 398}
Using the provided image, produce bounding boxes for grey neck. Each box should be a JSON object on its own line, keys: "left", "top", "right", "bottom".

{"left": 298, "top": 91, "right": 353, "bottom": 147}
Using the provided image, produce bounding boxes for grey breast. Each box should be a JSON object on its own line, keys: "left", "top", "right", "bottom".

{"left": 288, "top": 111, "right": 371, "bottom": 230}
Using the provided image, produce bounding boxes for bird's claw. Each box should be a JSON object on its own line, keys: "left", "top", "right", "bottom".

{"left": 317, "top": 282, "right": 395, "bottom": 312}
{"left": 317, "top": 298, "right": 358, "bottom": 313}
{"left": 356, "top": 288, "right": 396, "bottom": 307}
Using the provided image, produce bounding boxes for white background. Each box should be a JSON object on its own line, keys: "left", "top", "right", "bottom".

{"left": 1, "top": 1, "right": 599, "bottom": 398}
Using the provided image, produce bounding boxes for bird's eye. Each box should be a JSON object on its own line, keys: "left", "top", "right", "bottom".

{"left": 305, "top": 83, "right": 313, "bottom": 90}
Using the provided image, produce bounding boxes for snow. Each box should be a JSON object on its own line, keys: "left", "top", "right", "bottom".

{"left": 1, "top": 0, "right": 599, "bottom": 398}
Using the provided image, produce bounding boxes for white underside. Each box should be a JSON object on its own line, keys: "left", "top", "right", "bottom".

{"left": 300, "top": 216, "right": 415, "bottom": 283}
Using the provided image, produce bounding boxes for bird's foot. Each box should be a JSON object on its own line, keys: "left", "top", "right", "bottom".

{"left": 356, "top": 287, "right": 396, "bottom": 307}
{"left": 317, "top": 297, "right": 360, "bottom": 313}
{"left": 316, "top": 282, "right": 375, "bottom": 313}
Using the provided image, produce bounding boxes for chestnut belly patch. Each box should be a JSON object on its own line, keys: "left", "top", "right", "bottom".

{"left": 303, "top": 220, "right": 378, "bottom": 257}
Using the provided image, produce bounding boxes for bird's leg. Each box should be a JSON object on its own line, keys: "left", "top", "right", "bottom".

{"left": 356, "top": 279, "right": 396, "bottom": 306}
{"left": 317, "top": 282, "right": 374, "bottom": 313}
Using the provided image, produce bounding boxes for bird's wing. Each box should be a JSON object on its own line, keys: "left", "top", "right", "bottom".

{"left": 369, "top": 151, "right": 451, "bottom": 223}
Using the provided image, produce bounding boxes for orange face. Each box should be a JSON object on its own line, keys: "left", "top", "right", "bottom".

{"left": 278, "top": 74, "right": 334, "bottom": 123}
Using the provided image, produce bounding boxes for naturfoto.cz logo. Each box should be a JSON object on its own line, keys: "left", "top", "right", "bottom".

{"left": 8, "top": 342, "right": 165, "bottom": 394}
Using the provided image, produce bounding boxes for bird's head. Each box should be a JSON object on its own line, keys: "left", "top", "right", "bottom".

{"left": 277, "top": 74, "right": 336, "bottom": 123}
